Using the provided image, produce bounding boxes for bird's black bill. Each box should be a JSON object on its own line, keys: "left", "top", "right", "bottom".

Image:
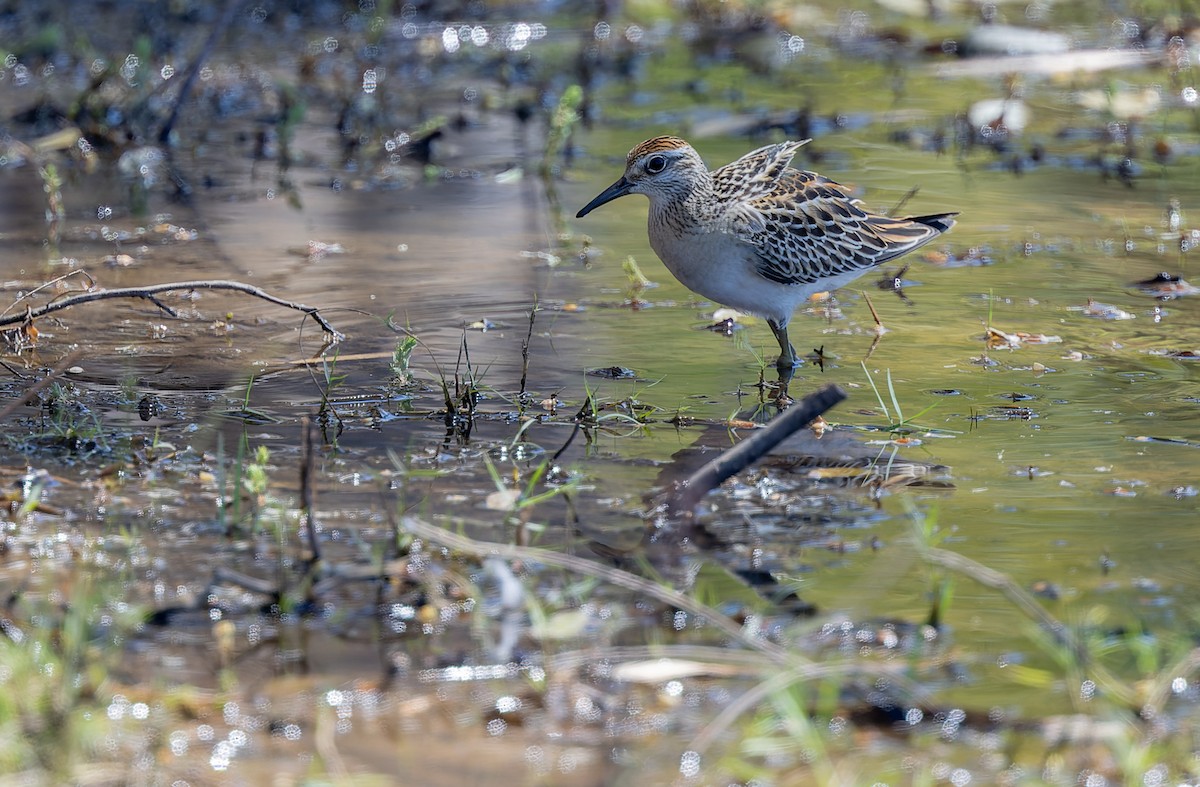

{"left": 576, "top": 177, "right": 634, "bottom": 218}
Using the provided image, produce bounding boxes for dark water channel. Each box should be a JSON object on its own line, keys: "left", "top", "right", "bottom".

{"left": 1, "top": 1, "right": 1199, "bottom": 784}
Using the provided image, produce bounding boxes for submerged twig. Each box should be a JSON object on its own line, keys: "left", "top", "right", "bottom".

{"left": 667, "top": 384, "right": 847, "bottom": 516}
{"left": 0, "top": 279, "right": 343, "bottom": 340}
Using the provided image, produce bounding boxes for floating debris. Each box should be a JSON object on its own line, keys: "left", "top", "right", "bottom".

{"left": 1128, "top": 435, "right": 1200, "bottom": 448}
{"left": 1030, "top": 580, "right": 1061, "bottom": 600}
{"left": 610, "top": 659, "right": 742, "bottom": 683}
{"left": 1018, "top": 332, "right": 1063, "bottom": 344}
{"left": 1075, "top": 299, "right": 1135, "bottom": 320}
{"left": 923, "top": 246, "right": 993, "bottom": 267}
{"left": 991, "top": 406, "right": 1037, "bottom": 420}
{"left": 485, "top": 488, "right": 522, "bottom": 511}
{"left": 521, "top": 249, "right": 563, "bottom": 267}
{"left": 983, "top": 326, "right": 1056, "bottom": 350}
{"left": 707, "top": 316, "right": 737, "bottom": 335}
{"left": 586, "top": 365, "right": 636, "bottom": 379}
{"left": 1134, "top": 272, "right": 1200, "bottom": 300}
{"left": 288, "top": 240, "right": 347, "bottom": 261}
{"left": 985, "top": 327, "right": 1021, "bottom": 350}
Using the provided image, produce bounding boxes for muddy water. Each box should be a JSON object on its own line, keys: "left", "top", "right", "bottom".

{"left": 2, "top": 2, "right": 1200, "bottom": 783}
{"left": 573, "top": 140, "right": 1200, "bottom": 712}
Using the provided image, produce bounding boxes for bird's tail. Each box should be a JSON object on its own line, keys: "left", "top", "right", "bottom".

{"left": 909, "top": 212, "right": 959, "bottom": 234}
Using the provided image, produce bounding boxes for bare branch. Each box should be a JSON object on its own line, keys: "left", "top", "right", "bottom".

{"left": 0, "top": 279, "right": 343, "bottom": 340}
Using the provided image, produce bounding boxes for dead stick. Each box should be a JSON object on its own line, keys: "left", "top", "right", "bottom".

{"left": 518, "top": 295, "right": 538, "bottom": 400}
{"left": 158, "top": 0, "right": 249, "bottom": 144}
{"left": 667, "top": 384, "right": 847, "bottom": 517}
{"left": 0, "top": 279, "right": 342, "bottom": 339}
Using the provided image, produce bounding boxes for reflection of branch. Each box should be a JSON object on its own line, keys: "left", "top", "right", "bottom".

{"left": 0, "top": 279, "right": 343, "bottom": 340}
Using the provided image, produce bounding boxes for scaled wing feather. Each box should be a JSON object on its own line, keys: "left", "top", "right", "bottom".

{"left": 727, "top": 168, "right": 942, "bottom": 287}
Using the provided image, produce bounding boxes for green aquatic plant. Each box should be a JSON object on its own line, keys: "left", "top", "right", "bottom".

{"left": 540, "top": 84, "right": 582, "bottom": 181}
{"left": 0, "top": 573, "right": 147, "bottom": 780}
{"left": 859, "top": 361, "right": 939, "bottom": 437}
{"left": 32, "top": 382, "right": 110, "bottom": 456}
{"left": 389, "top": 334, "right": 418, "bottom": 385}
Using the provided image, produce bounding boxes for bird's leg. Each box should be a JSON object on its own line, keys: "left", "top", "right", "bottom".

{"left": 768, "top": 319, "right": 798, "bottom": 369}
{"left": 774, "top": 362, "right": 795, "bottom": 406}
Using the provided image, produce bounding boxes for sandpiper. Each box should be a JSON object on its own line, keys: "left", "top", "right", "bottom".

{"left": 576, "top": 136, "right": 957, "bottom": 369}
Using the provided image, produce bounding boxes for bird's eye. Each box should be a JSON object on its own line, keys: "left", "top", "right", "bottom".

{"left": 645, "top": 154, "right": 668, "bottom": 174}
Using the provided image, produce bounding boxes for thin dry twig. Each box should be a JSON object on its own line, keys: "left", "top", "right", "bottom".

{"left": 518, "top": 295, "right": 539, "bottom": 401}
{"left": 0, "top": 279, "right": 343, "bottom": 340}
{"left": 861, "top": 289, "right": 885, "bottom": 333}
{"left": 0, "top": 269, "right": 95, "bottom": 321}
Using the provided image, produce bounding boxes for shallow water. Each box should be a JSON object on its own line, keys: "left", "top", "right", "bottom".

{"left": 1, "top": 1, "right": 1199, "bottom": 783}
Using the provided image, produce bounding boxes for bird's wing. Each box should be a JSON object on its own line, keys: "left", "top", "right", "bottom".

{"left": 711, "top": 140, "right": 810, "bottom": 204}
{"left": 729, "top": 170, "right": 946, "bottom": 286}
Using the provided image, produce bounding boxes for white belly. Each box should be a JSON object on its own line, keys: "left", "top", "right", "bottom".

{"left": 648, "top": 225, "right": 861, "bottom": 327}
